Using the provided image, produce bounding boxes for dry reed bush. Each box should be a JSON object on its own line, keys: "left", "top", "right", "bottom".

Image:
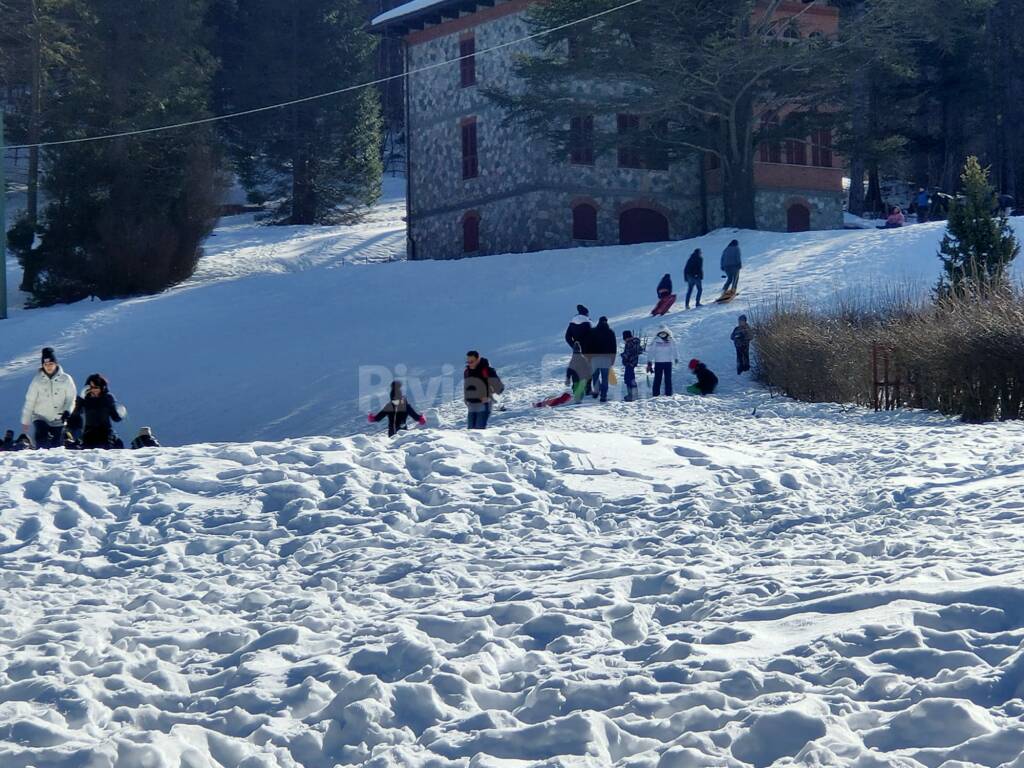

{"left": 753, "top": 286, "right": 1024, "bottom": 422}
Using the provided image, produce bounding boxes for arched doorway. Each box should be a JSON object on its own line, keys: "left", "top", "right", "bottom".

{"left": 787, "top": 203, "right": 811, "bottom": 232}
{"left": 619, "top": 208, "right": 669, "bottom": 245}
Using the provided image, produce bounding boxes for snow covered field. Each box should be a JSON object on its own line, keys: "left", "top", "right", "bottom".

{"left": 3, "top": 187, "right": 1024, "bottom": 766}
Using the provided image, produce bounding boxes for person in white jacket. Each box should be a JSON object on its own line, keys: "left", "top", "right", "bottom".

{"left": 21, "top": 347, "right": 76, "bottom": 449}
{"left": 645, "top": 327, "right": 679, "bottom": 396}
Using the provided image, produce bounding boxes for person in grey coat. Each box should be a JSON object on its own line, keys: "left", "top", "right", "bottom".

{"left": 721, "top": 239, "right": 742, "bottom": 295}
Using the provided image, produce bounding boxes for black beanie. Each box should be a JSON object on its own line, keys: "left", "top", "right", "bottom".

{"left": 41, "top": 347, "right": 57, "bottom": 365}
{"left": 576, "top": 304, "right": 589, "bottom": 316}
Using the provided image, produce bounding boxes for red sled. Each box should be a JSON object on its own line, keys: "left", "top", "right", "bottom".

{"left": 651, "top": 293, "right": 677, "bottom": 316}
{"left": 534, "top": 392, "right": 573, "bottom": 408}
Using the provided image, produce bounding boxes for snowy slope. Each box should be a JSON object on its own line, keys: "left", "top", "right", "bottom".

{"left": 3, "top": 194, "right": 1024, "bottom": 766}
{"left": 2, "top": 400, "right": 1024, "bottom": 767}
{"left": 3, "top": 183, "right": 1019, "bottom": 444}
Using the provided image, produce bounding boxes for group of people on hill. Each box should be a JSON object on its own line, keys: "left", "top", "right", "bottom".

{"left": 369, "top": 244, "right": 758, "bottom": 438}
{"left": 656, "top": 239, "right": 744, "bottom": 309}
{"left": 3, "top": 346, "right": 159, "bottom": 451}
{"left": 563, "top": 305, "right": 726, "bottom": 401}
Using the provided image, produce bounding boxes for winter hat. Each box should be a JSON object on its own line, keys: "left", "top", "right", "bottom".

{"left": 738, "top": 314, "right": 748, "bottom": 322}
{"left": 390, "top": 381, "right": 403, "bottom": 400}
{"left": 138, "top": 427, "right": 153, "bottom": 438}
{"left": 41, "top": 347, "right": 57, "bottom": 365}
{"left": 688, "top": 358, "right": 700, "bottom": 370}
{"left": 598, "top": 316, "right": 608, "bottom": 324}
{"left": 576, "top": 304, "right": 589, "bottom": 316}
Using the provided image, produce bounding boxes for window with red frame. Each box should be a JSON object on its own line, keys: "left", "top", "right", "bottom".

{"left": 758, "top": 115, "right": 781, "bottom": 163}
{"left": 617, "top": 114, "right": 642, "bottom": 169}
{"left": 463, "top": 213, "right": 480, "bottom": 252}
{"left": 811, "top": 129, "right": 833, "bottom": 167}
{"left": 461, "top": 120, "right": 478, "bottom": 179}
{"left": 572, "top": 203, "right": 598, "bottom": 240}
{"left": 459, "top": 37, "right": 476, "bottom": 87}
{"left": 785, "top": 138, "right": 807, "bottom": 165}
{"left": 570, "top": 116, "right": 594, "bottom": 165}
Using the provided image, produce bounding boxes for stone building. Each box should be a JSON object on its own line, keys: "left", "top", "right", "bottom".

{"left": 372, "top": 0, "right": 844, "bottom": 260}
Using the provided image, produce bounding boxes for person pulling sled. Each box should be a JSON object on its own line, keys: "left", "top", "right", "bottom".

{"left": 651, "top": 275, "right": 676, "bottom": 316}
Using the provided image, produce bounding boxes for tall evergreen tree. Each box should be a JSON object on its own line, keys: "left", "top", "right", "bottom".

{"left": 27, "top": 0, "right": 221, "bottom": 305}
{"left": 937, "top": 156, "right": 1019, "bottom": 296}
{"left": 212, "top": 0, "right": 382, "bottom": 225}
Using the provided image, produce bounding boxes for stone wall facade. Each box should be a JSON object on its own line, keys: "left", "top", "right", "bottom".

{"left": 405, "top": 7, "right": 705, "bottom": 260}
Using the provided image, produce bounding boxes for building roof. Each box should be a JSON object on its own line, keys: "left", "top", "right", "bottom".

{"left": 371, "top": 0, "right": 504, "bottom": 35}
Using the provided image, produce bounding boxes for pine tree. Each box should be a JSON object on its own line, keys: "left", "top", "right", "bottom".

{"left": 212, "top": 0, "right": 382, "bottom": 225}
{"left": 937, "top": 156, "right": 1020, "bottom": 297}
{"left": 26, "top": 0, "right": 221, "bottom": 305}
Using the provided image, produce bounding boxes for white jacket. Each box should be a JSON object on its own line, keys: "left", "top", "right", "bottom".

{"left": 647, "top": 336, "right": 678, "bottom": 364}
{"left": 22, "top": 367, "right": 77, "bottom": 427}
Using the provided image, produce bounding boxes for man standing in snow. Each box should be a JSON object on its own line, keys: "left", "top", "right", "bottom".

{"left": 586, "top": 316, "right": 617, "bottom": 402}
{"left": 646, "top": 328, "right": 679, "bottom": 397}
{"left": 683, "top": 248, "right": 703, "bottom": 308}
{"left": 565, "top": 305, "right": 592, "bottom": 396}
{"left": 915, "top": 187, "right": 930, "bottom": 223}
{"left": 721, "top": 239, "right": 742, "bottom": 295}
{"left": 21, "top": 347, "right": 77, "bottom": 449}
{"left": 464, "top": 351, "right": 501, "bottom": 429}
{"left": 730, "top": 315, "right": 753, "bottom": 374}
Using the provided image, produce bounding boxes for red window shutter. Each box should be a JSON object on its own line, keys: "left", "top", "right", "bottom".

{"left": 463, "top": 214, "right": 480, "bottom": 252}
{"left": 812, "top": 129, "right": 832, "bottom": 167}
{"left": 459, "top": 38, "right": 476, "bottom": 87}
{"left": 570, "top": 115, "right": 594, "bottom": 165}
{"left": 462, "top": 120, "right": 478, "bottom": 179}
{"left": 785, "top": 139, "right": 806, "bottom": 165}
{"left": 617, "top": 114, "right": 641, "bottom": 169}
{"left": 572, "top": 203, "right": 598, "bottom": 240}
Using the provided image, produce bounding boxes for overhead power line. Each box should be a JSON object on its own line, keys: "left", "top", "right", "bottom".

{"left": 2, "top": 0, "right": 644, "bottom": 152}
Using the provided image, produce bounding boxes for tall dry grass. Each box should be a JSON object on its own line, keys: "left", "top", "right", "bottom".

{"left": 753, "top": 286, "right": 1024, "bottom": 422}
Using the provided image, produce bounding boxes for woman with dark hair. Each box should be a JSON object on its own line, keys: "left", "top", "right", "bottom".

{"left": 369, "top": 381, "right": 426, "bottom": 437}
{"left": 67, "top": 373, "right": 127, "bottom": 449}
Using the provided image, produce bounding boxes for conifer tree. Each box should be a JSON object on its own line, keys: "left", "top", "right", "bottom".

{"left": 212, "top": 0, "right": 382, "bottom": 225}
{"left": 26, "top": 0, "right": 221, "bottom": 305}
{"left": 937, "top": 156, "right": 1020, "bottom": 297}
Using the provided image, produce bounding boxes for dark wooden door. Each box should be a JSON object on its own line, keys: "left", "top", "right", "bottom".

{"left": 619, "top": 208, "right": 669, "bottom": 245}
{"left": 787, "top": 203, "right": 811, "bottom": 232}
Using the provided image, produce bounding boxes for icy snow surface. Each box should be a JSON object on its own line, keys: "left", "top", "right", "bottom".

{"left": 2, "top": 188, "right": 1024, "bottom": 766}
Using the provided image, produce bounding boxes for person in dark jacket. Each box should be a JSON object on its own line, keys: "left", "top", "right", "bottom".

{"left": 67, "top": 373, "right": 126, "bottom": 449}
{"left": 657, "top": 274, "right": 673, "bottom": 298}
{"left": 564, "top": 305, "right": 593, "bottom": 396}
{"left": 730, "top": 314, "right": 753, "bottom": 374}
{"left": 464, "top": 351, "right": 501, "bottom": 429}
{"left": 565, "top": 305, "right": 591, "bottom": 350}
{"left": 585, "top": 316, "right": 617, "bottom": 402}
{"left": 620, "top": 331, "right": 643, "bottom": 402}
{"left": 130, "top": 427, "right": 161, "bottom": 449}
{"left": 721, "top": 240, "right": 742, "bottom": 295}
{"left": 686, "top": 359, "right": 719, "bottom": 395}
{"left": 369, "top": 381, "right": 426, "bottom": 437}
{"left": 1, "top": 430, "right": 13, "bottom": 451}
{"left": 683, "top": 249, "right": 704, "bottom": 308}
